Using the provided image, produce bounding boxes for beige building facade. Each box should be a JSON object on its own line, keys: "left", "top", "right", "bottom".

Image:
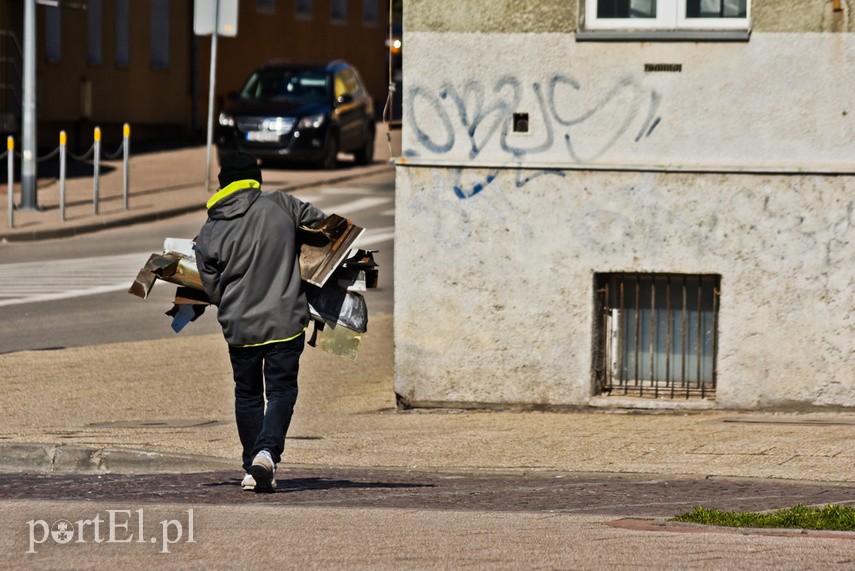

{"left": 394, "top": 1, "right": 855, "bottom": 410}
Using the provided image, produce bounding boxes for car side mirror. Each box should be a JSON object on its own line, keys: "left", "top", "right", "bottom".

{"left": 336, "top": 93, "right": 354, "bottom": 106}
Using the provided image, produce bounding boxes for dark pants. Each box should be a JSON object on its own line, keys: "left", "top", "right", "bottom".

{"left": 227, "top": 334, "right": 304, "bottom": 472}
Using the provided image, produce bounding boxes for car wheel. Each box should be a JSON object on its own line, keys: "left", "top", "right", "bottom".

{"left": 354, "top": 123, "right": 375, "bottom": 165}
{"left": 320, "top": 134, "right": 338, "bottom": 170}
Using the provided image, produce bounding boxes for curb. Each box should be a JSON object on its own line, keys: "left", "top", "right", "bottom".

{"left": 0, "top": 442, "right": 235, "bottom": 475}
{"left": 607, "top": 517, "right": 855, "bottom": 540}
{"left": 1, "top": 202, "right": 205, "bottom": 243}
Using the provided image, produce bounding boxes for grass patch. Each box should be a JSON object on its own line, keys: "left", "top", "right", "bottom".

{"left": 672, "top": 504, "right": 855, "bottom": 531}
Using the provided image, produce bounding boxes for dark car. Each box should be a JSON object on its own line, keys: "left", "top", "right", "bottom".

{"left": 216, "top": 60, "right": 375, "bottom": 169}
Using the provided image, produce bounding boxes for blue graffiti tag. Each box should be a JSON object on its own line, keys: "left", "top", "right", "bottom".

{"left": 407, "top": 73, "right": 661, "bottom": 162}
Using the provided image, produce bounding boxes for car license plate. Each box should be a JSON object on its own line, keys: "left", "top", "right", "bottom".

{"left": 246, "top": 131, "right": 280, "bottom": 142}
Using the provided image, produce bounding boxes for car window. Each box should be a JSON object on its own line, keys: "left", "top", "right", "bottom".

{"left": 334, "top": 68, "right": 364, "bottom": 101}
{"left": 333, "top": 72, "right": 349, "bottom": 100}
{"left": 346, "top": 69, "right": 366, "bottom": 98}
{"left": 241, "top": 69, "right": 330, "bottom": 103}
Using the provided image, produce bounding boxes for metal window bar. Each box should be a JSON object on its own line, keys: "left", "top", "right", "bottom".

{"left": 619, "top": 280, "right": 625, "bottom": 394}
{"left": 650, "top": 279, "right": 656, "bottom": 398}
{"left": 597, "top": 273, "right": 720, "bottom": 400}
{"left": 697, "top": 280, "right": 703, "bottom": 397}
{"left": 682, "top": 276, "right": 688, "bottom": 395}
{"left": 633, "top": 274, "right": 640, "bottom": 393}
{"left": 712, "top": 285, "right": 719, "bottom": 392}
{"left": 599, "top": 280, "right": 611, "bottom": 395}
{"left": 666, "top": 276, "right": 673, "bottom": 398}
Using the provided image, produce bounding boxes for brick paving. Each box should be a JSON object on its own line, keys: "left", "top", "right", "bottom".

{"left": 3, "top": 468, "right": 854, "bottom": 518}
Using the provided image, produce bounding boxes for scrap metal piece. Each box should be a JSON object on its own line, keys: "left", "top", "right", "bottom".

{"left": 170, "top": 257, "right": 204, "bottom": 290}
{"left": 345, "top": 249, "right": 379, "bottom": 288}
{"left": 163, "top": 238, "right": 196, "bottom": 258}
{"left": 165, "top": 303, "right": 207, "bottom": 333}
{"left": 332, "top": 249, "right": 380, "bottom": 291}
{"left": 299, "top": 214, "right": 366, "bottom": 288}
{"left": 128, "top": 261, "right": 159, "bottom": 299}
{"left": 128, "top": 254, "right": 180, "bottom": 299}
{"left": 306, "top": 285, "right": 368, "bottom": 333}
{"left": 173, "top": 286, "right": 210, "bottom": 305}
{"left": 308, "top": 320, "right": 362, "bottom": 360}
{"left": 128, "top": 251, "right": 202, "bottom": 299}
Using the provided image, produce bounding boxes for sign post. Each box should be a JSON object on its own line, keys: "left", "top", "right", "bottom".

{"left": 20, "top": 0, "right": 37, "bottom": 210}
{"left": 194, "top": 0, "right": 238, "bottom": 192}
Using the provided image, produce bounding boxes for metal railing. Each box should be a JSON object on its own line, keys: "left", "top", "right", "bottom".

{"left": 3, "top": 123, "right": 131, "bottom": 228}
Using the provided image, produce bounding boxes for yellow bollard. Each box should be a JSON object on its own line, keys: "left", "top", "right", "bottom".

{"left": 123, "top": 123, "right": 130, "bottom": 210}
{"left": 6, "top": 136, "right": 13, "bottom": 228}
{"left": 59, "top": 131, "right": 67, "bottom": 222}
{"left": 93, "top": 127, "right": 101, "bottom": 214}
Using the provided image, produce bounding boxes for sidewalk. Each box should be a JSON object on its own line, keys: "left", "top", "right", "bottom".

{"left": 1, "top": 311, "right": 854, "bottom": 484}
{"left": 0, "top": 128, "right": 854, "bottom": 486}
{"left": 0, "top": 129, "right": 400, "bottom": 243}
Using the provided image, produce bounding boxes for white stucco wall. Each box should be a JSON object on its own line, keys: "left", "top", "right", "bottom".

{"left": 394, "top": 31, "right": 855, "bottom": 409}
{"left": 401, "top": 32, "right": 854, "bottom": 171}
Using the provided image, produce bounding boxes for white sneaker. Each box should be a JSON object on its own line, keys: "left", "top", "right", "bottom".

{"left": 241, "top": 472, "right": 277, "bottom": 492}
{"left": 248, "top": 450, "right": 277, "bottom": 493}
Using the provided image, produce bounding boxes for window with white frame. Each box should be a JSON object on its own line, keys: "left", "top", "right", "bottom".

{"left": 585, "top": 0, "right": 749, "bottom": 30}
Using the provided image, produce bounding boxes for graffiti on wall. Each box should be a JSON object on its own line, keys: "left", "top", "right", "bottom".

{"left": 405, "top": 73, "right": 661, "bottom": 200}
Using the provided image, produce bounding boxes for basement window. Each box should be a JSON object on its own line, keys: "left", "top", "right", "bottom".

{"left": 594, "top": 273, "right": 720, "bottom": 399}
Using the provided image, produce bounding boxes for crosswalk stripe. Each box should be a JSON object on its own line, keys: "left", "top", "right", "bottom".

{"left": 356, "top": 227, "right": 395, "bottom": 247}
{"left": 0, "top": 283, "right": 134, "bottom": 308}
{"left": 314, "top": 196, "right": 391, "bottom": 216}
{"left": 289, "top": 193, "right": 393, "bottom": 217}
{"left": 0, "top": 252, "right": 148, "bottom": 308}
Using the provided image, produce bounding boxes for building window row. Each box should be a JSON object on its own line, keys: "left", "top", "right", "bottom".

{"left": 44, "top": 1, "right": 170, "bottom": 69}
{"left": 47, "top": 0, "right": 382, "bottom": 66}
{"left": 267, "top": 0, "right": 379, "bottom": 26}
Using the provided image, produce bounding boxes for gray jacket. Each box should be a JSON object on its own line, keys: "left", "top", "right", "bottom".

{"left": 195, "top": 181, "right": 326, "bottom": 347}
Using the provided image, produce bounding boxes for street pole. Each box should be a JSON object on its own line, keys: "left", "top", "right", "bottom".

{"left": 204, "top": 0, "right": 220, "bottom": 193}
{"left": 20, "top": 0, "right": 38, "bottom": 210}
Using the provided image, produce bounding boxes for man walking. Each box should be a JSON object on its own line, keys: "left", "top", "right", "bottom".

{"left": 195, "top": 152, "right": 325, "bottom": 492}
